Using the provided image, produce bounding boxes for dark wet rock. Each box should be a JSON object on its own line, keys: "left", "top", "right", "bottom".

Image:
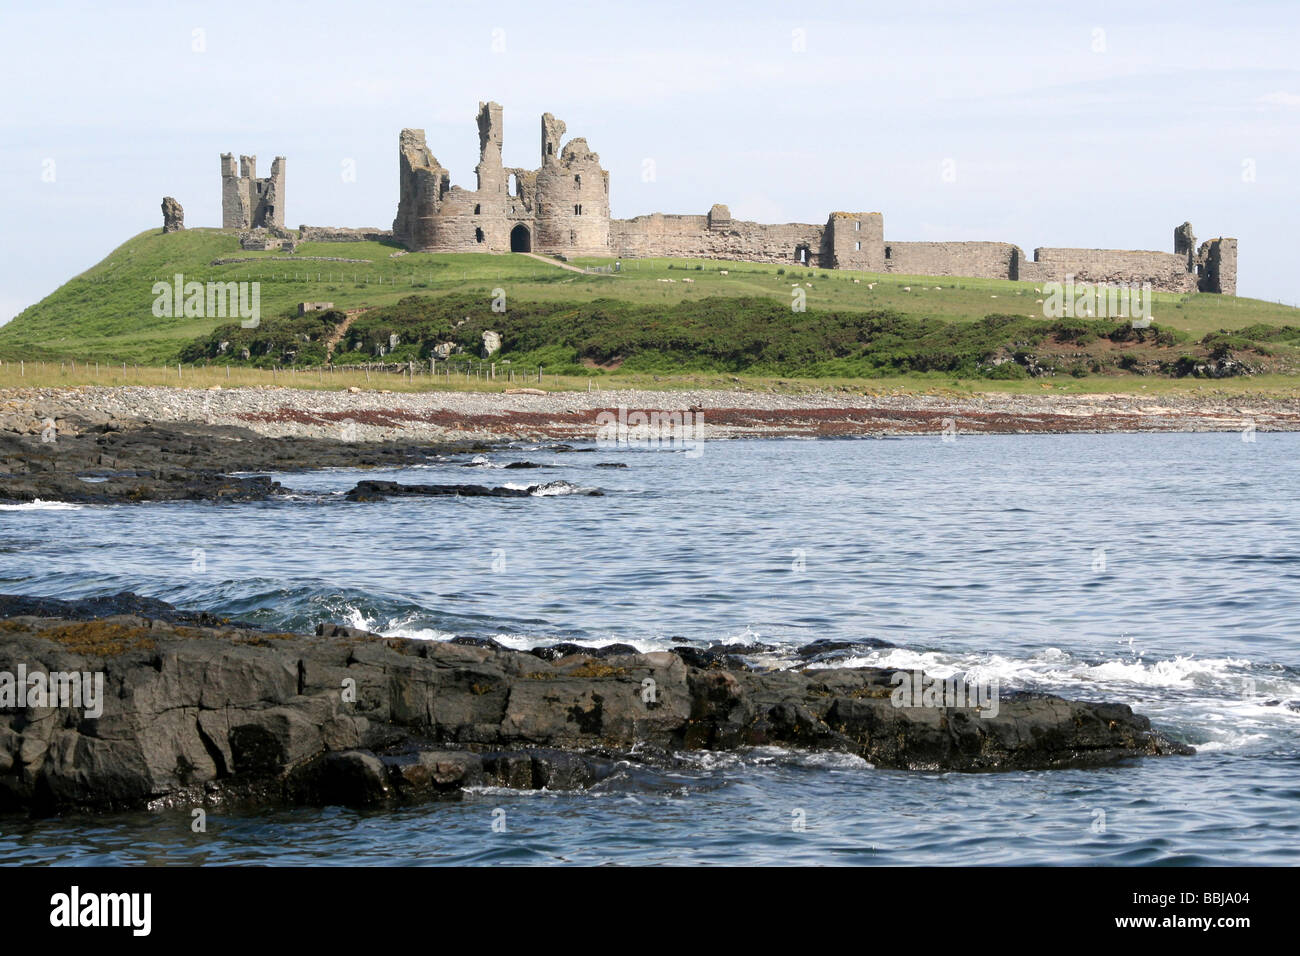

{"left": 316, "top": 622, "right": 383, "bottom": 639}
{"left": 797, "top": 637, "right": 896, "bottom": 658}
{"left": 449, "top": 635, "right": 505, "bottom": 650}
{"left": 503, "top": 461, "right": 543, "bottom": 469}
{"left": 594, "top": 462, "right": 628, "bottom": 468}
{"left": 669, "top": 641, "right": 774, "bottom": 671}
{"left": 345, "top": 480, "right": 603, "bottom": 501}
{"left": 0, "top": 591, "right": 251, "bottom": 629}
{"left": 0, "top": 594, "right": 1194, "bottom": 814}
{"left": 0, "top": 416, "right": 488, "bottom": 504}
{"left": 530, "top": 642, "right": 586, "bottom": 661}
{"left": 530, "top": 642, "right": 638, "bottom": 661}
{"left": 345, "top": 480, "right": 534, "bottom": 501}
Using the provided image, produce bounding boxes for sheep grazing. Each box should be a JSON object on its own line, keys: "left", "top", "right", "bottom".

{"left": 719, "top": 270, "right": 728, "bottom": 275}
{"left": 852, "top": 278, "right": 860, "bottom": 284}
{"left": 902, "top": 286, "right": 911, "bottom": 292}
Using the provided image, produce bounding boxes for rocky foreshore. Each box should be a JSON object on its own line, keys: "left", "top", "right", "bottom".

{"left": 0, "top": 593, "right": 1192, "bottom": 814}
{"left": 5, "top": 384, "right": 1300, "bottom": 445}
{"left": 4, "top": 383, "right": 1298, "bottom": 503}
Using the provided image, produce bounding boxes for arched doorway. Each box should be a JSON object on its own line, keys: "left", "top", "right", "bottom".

{"left": 510, "top": 223, "right": 531, "bottom": 252}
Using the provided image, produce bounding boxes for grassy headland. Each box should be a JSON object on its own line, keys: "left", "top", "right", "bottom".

{"left": 2, "top": 227, "right": 1298, "bottom": 393}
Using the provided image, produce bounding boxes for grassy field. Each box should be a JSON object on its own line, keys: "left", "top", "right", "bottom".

{"left": 3, "top": 228, "right": 1298, "bottom": 370}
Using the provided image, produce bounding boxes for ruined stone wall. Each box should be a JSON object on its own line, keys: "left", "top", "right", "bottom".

{"left": 392, "top": 128, "right": 449, "bottom": 249}
{"left": 611, "top": 213, "right": 827, "bottom": 265}
{"left": 298, "top": 226, "right": 394, "bottom": 243}
{"left": 220, "top": 154, "right": 246, "bottom": 228}
{"left": 379, "top": 101, "right": 1238, "bottom": 293}
{"left": 1197, "top": 238, "right": 1237, "bottom": 295}
{"left": 1022, "top": 248, "right": 1197, "bottom": 292}
{"left": 880, "top": 241, "right": 1021, "bottom": 280}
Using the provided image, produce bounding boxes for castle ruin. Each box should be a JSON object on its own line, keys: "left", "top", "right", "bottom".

{"left": 393, "top": 102, "right": 610, "bottom": 256}
{"left": 221, "top": 102, "right": 1239, "bottom": 294}
{"left": 220, "top": 153, "right": 285, "bottom": 230}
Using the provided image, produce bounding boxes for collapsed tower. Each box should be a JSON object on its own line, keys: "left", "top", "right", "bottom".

{"left": 392, "top": 102, "right": 609, "bottom": 256}
{"left": 220, "top": 153, "right": 285, "bottom": 229}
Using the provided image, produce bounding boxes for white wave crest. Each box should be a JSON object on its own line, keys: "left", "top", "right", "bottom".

{"left": 0, "top": 499, "right": 85, "bottom": 511}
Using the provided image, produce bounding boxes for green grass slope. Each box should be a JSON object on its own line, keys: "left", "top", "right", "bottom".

{"left": 2, "top": 228, "right": 1298, "bottom": 374}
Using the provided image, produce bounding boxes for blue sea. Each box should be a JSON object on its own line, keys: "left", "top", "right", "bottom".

{"left": 1, "top": 432, "right": 1297, "bottom": 865}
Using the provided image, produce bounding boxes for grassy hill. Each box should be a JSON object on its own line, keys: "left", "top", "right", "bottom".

{"left": 3, "top": 228, "right": 1299, "bottom": 383}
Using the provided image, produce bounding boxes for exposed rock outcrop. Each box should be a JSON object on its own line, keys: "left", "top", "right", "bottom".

{"left": 0, "top": 593, "right": 1193, "bottom": 814}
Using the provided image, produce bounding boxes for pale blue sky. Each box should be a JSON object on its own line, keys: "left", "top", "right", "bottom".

{"left": 2, "top": 0, "right": 1298, "bottom": 323}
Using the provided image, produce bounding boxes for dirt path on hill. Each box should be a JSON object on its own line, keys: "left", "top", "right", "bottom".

{"left": 519, "top": 252, "right": 617, "bottom": 276}
{"left": 323, "top": 307, "right": 371, "bottom": 361}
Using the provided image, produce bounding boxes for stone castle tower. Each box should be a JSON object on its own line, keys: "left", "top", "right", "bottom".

{"left": 393, "top": 102, "right": 609, "bottom": 256}
{"left": 221, "top": 153, "right": 285, "bottom": 229}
